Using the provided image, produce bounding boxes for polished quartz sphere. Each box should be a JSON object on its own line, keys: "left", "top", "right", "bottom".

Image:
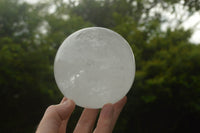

{"left": 54, "top": 27, "right": 135, "bottom": 108}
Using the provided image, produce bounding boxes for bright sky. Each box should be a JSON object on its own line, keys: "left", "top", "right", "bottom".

{"left": 183, "top": 12, "right": 200, "bottom": 44}
{"left": 150, "top": 3, "right": 200, "bottom": 44}
{"left": 23, "top": 0, "right": 200, "bottom": 44}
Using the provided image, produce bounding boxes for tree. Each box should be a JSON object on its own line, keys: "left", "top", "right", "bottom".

{"left": 0, "top": 0, "right": 58, "bottom": 132}
{"left": 0, "top": 0, "right": 199, "bottom": 132}
{"left": 67, "top": 0, "right": 200, "bottom": 132}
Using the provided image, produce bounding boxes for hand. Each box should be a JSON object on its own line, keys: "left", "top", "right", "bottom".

{"left": 36, "top": 96, "right": 127, "bottom": 133}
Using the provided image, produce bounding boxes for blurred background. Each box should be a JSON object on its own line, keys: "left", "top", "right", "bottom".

{"left": 0, "top": 0, "right": 200, "bottom": 132}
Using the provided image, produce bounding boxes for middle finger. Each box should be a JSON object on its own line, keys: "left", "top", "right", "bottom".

{"left": 74, "top": 108, "right": 99, "bottom": 133}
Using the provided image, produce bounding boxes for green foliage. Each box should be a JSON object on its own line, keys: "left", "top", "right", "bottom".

{"left": 0, "top": 0, "right": 200, "bottom": 132}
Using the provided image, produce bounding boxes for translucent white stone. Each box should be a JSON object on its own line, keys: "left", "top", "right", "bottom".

{"left": 54, "top": 27, "right": 135, "bottom": 108}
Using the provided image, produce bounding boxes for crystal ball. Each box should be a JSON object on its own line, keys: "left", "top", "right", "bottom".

{"left": 54, "top": 27, "right": 135, "bottom": 108}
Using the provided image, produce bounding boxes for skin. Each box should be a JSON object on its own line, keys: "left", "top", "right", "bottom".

{"left": 36, "top": 96, "right": 127, "bottom": 133}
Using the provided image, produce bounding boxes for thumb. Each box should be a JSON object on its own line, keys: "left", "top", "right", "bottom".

{"left": 36, "top": 98, "right": 75, "bottom": 133}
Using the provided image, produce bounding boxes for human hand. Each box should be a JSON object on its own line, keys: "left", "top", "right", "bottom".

{"left": 36, "top": 96, "right": 127, "bottom": 133}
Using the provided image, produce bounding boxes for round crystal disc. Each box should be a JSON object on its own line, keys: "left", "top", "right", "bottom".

{"left": 54, "top": 27, "right": 135, "bottom": 108}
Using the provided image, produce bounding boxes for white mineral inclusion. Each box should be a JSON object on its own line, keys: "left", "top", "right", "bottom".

{"left": 54, "top": 27, "right": 135, "bottom": 108}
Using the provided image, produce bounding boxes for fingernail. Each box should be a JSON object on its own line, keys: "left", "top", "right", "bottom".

{"left": 60, "top": 97, "right": 67, "bottom": 103}
{"left": 102, "top": 104, "right": 114, "bottom": 118}
{"left": 63, "top": 99, "right": 71, "bottom": 106}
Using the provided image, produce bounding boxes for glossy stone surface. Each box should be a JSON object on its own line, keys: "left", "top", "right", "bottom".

{"left": 54, "top": 27, "right": 135, "bottom": 108}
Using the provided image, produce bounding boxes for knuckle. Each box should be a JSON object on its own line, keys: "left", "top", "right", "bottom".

{"left": 46, "top": 105, "right": 56, "bottom": 112}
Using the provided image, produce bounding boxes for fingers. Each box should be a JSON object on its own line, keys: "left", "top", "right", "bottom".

{"left": 36, "top": 98, "right": 75, "bottom": 133}
{"left": 36, "top": 96, "right": 127, "bottom": 133}
{"left": 74, "top": 108, "right": 99, "bottom": 133}
{"left": 110, "top": 96, "right": 127, "bottom": 130}
{"left": 93, "top": 96, "right": 127, "bottom": 133}
{"left": 93, "top": 104, "right": 114, "bottom": 133}
{"left": 58, "top": 120, "right": 68, "bottom": 133}
{"left": 58, "top": 97, "right": 70, "bottom": 133}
